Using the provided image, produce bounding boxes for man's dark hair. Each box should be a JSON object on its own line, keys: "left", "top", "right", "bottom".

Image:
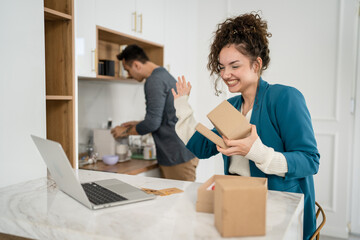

{"left": 116, "top": 44, "right": 149, "bottom": 66}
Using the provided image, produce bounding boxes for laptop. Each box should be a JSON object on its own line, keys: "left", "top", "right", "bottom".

{"left": 31, "top": 135, "right": 156, "bottom": 210}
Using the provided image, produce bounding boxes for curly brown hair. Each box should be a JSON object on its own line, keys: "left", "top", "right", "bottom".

{"left": 208, "top": 12, "right": 272, "bottom": 94}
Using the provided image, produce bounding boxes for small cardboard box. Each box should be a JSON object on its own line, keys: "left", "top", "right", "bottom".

{"left": 196, "top": 175, "right": 243, "bottom": 213}
{"left": 214, "top": 177, "right": 268, "bottom": 237}
{"left": 207, "top": 100, "right": 251, "bottom": 140}
{"left": 196, "top": 100, "right": 251, "bottom": 148}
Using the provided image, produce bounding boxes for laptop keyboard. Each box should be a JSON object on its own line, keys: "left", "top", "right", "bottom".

{"left": 82, "top": 182, "right": 128, "bottom": 205}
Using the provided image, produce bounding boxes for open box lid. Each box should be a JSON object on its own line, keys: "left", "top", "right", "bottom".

{"left": 195, "top": 100, "right": 252, "bottom": 148}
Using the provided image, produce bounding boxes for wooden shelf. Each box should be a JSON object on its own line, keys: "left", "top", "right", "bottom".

{"left": 44, "top": 7, "right": 72, "bottom": 21}
{"left": 98, "top": 26, "right": 163, "bottom": 48}
{"left": 44, "top": 0, "right": 72, "bottom": 16}
{"left": 78, "top": 76, "right": 144, "bottom": 84}
{"left": 96, "top": 74, "right": 126, "bottom": 80}
{"left": 46, "top": 95, "right": 73, "bottom": 100}
{"left": 96, "top": 25, "right": 164, "bottom": 81}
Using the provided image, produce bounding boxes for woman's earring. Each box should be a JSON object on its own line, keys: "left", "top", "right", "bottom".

{"left": 215, "top": 90, "right": 222, "bottom": 96}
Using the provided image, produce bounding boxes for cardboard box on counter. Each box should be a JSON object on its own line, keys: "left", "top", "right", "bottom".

{"left": 214, "top": 176, "right": 268, "bottom": 237}
{"left": 196, "top": 175, "right": 243, "bottom": 213}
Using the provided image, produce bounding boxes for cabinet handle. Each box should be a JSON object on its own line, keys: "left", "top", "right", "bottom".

{"left": 91, "top": 49, "right": 96, "bottom": 72}
{"left": 138, "top": 14, "right": 143, "bottom": 33}
{"left": 132, "top": 12, "right": 137, "bottom": 32}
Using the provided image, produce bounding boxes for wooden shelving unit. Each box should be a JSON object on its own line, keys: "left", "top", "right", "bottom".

{"left": 96, "top": 26, "right": 164, "bottom": 80}
{"left": 44, "top": 0, "right": 75, "bottom": 167}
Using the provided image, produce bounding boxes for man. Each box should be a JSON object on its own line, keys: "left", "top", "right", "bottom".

{"left": 111, "top": 44, "right": 198, "bottom": 181}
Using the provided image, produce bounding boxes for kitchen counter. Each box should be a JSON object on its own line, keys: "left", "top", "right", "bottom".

{"left": 0, "top": 170, "right": 304, "bottom": 240}
{"left": 80, "top": 158, "right": 159, "bottom": 175}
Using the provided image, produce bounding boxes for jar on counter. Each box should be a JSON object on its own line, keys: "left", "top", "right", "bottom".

{"left": 143, "top": 144, "right": 156, "bottom": 160}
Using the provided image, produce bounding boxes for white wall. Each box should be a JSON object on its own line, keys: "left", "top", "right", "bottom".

{"left": 0, "top": 0, "right": 47, "bottom": 188}
{"left": 351, "top": 2, "right": 360, "bottom": 234}
{"left": 163, "top": 0, "right": 228, "bottom": 182}
{"left": 78, "top": 80, "right": 146, "bottom": 145}
{"left": 194, "top": 0, "right": 229, "bottom": 181}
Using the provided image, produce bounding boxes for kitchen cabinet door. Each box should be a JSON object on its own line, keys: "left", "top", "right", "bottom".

{"left": 95, "top": 0, "right": 136, "bottom": 36}
{"left": 135, "top": 0, "right": 164, "bottom": 44}
{"left": 75, "top": 0, "right": 96, "bottom": 77}
{"left": 95, "top": 0, "right": 164, "bottom": 44}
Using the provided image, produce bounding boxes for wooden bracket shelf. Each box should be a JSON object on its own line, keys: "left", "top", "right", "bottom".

{"left": 46, "top": 95, "right": 73, "bottom": 100}
{"left": 78, "top": 76, "right": 144, "bottom": 84}
{"left": 96, "top": 25, "right": 164, "bottom": 81}
{"left": 44, "top": 7, "right": 72, "bottom": 21}
{"left": 96, "top": 74, "right": 127, "bottom": 81}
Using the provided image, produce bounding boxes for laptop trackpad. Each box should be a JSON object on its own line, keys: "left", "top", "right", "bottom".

{"left": 96, "top": 179, "right": 144, "bottom": 196}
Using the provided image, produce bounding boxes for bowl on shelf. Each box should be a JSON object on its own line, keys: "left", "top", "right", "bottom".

{"left": 102, "top": 155, "right": 119, "bottom": 165}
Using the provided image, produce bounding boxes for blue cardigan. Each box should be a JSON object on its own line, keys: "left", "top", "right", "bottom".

{"left": 187, "top": 78, "right": 320, "bottom": 240}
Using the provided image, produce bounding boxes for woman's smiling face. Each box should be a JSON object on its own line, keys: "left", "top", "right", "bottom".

{"left": 219, "top": 44, "right": 259, "bottom": 94}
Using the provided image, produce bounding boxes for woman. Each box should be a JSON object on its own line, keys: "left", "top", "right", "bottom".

{"left": 172, "top": 13, "right": 320, "bottom": 240}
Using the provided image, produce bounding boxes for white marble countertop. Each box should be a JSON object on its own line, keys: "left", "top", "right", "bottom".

{"left": 0, "top": 170, "right": 304, "bottom": 240}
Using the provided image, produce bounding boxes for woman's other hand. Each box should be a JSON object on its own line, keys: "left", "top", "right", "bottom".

{"left": 217, "top": 125, "right": 259, "bottom": 156}
{"left": 171, "top": 75, "right": 192, "bottom": 99}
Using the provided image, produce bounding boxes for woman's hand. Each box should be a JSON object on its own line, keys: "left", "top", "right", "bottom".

{"left": 171, "top": 75, "right": 192, "bottom": 99}
{"left": 217, "top": 125, "right": 259, "bottom": 156}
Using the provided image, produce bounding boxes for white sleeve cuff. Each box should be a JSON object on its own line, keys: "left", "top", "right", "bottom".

{"left": 174, "top": 96, "right": 197, "bottom": 145}
{"left": 245, "top": 137, "right": 288, "bottom": 177}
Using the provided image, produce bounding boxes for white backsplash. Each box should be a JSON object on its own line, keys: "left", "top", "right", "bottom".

{"left": 78, "top": 79, "right": 146, "bottom": 145}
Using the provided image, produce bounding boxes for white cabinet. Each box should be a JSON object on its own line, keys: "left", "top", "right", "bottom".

{"left": 95, "top": 0, "right": 164, "bottom": 43}
{"left": 75, "top": 0, "right": 164, "bottom": 78}
{"left": 75, "top": 0, "right": 96, "bottom": 77}
{"left": 135, "top": 0, "right": 164, "bottom": 44}
{"left": 95, "top": 0, "right": 136, "bottom": 37}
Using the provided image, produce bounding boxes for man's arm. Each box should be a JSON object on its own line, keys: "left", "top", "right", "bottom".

{"left": 111, "top": 125, "right": 139, "bottom": 138}
{"left": 127, "top": 125, "right": 139, "bottom": 135}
